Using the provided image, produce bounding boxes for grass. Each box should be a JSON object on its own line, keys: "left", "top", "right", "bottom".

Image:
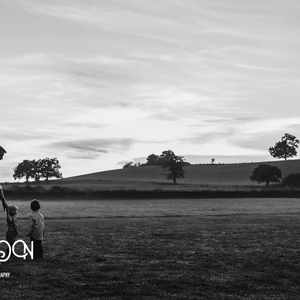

{"left": 0, "top": 199, "right": 300, "bottom": 299}
{"left": 64, "top": 159, "right": 300, "bottom": 186}
{"left": 6, "top": 159, "right": 300, "bottom": 196}
{"left": 0, "top": 219, "right": 100, "bottom": 300}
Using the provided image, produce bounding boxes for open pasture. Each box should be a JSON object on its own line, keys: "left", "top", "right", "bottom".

{"left": 0, "top": 198, "right": 299, "bottom": 299}
{"left": 6, "top": 198, "right": 300, "bottom": 218}
{"left": 64, "top": 159, "right": 300, "bottom": 186}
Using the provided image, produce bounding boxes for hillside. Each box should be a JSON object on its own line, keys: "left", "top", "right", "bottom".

{"left": 62, "top": 159, "right": 300, "bottom": 188}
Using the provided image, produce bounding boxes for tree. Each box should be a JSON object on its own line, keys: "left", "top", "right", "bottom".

{"left": 123, "top": 161, "right": 134, "bottom": 168}
{"left": 0, "top": 146, "right": 6, "bottom": 160}
{"left": 250, "top": 164, "right": 282, "bottom": 186}
{"left": 13, "top": 160, "right": 36, "bottom": 183}
{"left": 269, "top": 133, "right": 299, "bottom": 160}
{"left": 146, "top": 154, "right": 161, "bottom": 165}
{"left": 32, "top": 159, "right": 42, "bottom": 182}
{"left": 160, "top": 150, "right": 185, "bottom": 184}
{"left": 40, "top": 158, "right": 62, "bottom": 181}
{"left": 13, "top": 158, "right": 62, "bottom": 182}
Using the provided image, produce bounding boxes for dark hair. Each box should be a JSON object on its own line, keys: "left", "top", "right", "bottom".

{"left": 8, "top": 206, "right": 17, "bottom": 217}
{"left": 31, "top": 199, "right": 40, "bottom": 211}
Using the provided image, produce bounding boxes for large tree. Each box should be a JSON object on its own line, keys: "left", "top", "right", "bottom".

{"left": 269, "top": 133, "right": 299, "bottom": 160}
{"left": 250, "top": 164, "right": 282, "bottom": 186}
{"left": 13, "top": 158, "right": 62, "bottom": 182}
{"left": 13, "top": 160, "right": 36, "bottom": 183}
{"left": 160, "top": 150, "right": 185, "bottom": 184}
{"left": 39, "top": 158, "right": 62, "bottom": 181}
{"left": 32, "top": 159, "right": 42, "bottom": 182}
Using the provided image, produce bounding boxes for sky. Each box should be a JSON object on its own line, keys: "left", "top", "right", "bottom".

{"left": 1, "top": 0, "right": 300, "bottom": 180}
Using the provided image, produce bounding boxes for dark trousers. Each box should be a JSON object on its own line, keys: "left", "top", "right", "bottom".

{"left": 6, "top": 233, "right": 16, "bottom": 257}
{"left": 31, "top": 239, "right": 43, "bottom": 260}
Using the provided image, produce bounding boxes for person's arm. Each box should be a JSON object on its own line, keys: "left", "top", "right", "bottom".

{"left": 11, "top": 217, "right": 18, "bottom": 235}
{"left": 0, "top": 185, "right": 8, "bottom": 212}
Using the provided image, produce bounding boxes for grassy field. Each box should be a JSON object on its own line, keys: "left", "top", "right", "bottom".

{"left": 64, "top": 159, "right": 300, "bottom": 187}
{"left": 5, "top": 159, "right": 300, "bottom": 197}
{"left": 0, "top": 218, "right": 100, "bottom": 300}
{"left": 0, "top": 199, "right": 299, "bottom": 299}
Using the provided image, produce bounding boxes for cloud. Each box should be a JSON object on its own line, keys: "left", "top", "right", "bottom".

{"left": 63, "top": 121, "right": 107, "bottom": 129}
{"left": 1, "top": 0, "right": 300, "bottom": 180}
{"left": 50, "top": 138, "right": 137, "bottom": 157}
{"left": 67, "top": 153, "right": 102, "bottom": 160}
{"left": 179, "top": 130, "right": 234, "bottom": 145}
{"left": 0, "top": 130, "right": 51, "bottom": 141}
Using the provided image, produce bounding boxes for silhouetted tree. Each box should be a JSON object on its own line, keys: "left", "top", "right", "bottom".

{"left": 269, "top": 133, "right": 299, "bottom": 160}
{"left": 211, "top": 158, "right": 215, "bottom": 164}
{"left": 13, "top": 160, "right": 36, "bottom": 183}
{"left": 0, "top": 146, "right": 6, "bottom": 160}
{"left": 32, "top": 159, "right": 42, "bottom": 182}
{"left": 160, "top": 150, "right": 185, "bottom": 184}
{"left": 146, "top": 154, "right": 161, "bottom": 165}
{"left": 123, "top": 161, "right": 134, "bottom": 168}
{"left": 40, "top": 158, "right": 62, "bottom": 181}
{"left": 14, "top": 158, "right": 62, "bottom": 182}
{"left": 250, "top": 164, "right": 282, "bottom": 186}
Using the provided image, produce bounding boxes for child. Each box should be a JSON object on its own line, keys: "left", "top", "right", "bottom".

{"left": 27, "top": 199, "right": 45, "bottom": 260}
{"left": 0, "top": 185, "right": 18, "bottom": 250}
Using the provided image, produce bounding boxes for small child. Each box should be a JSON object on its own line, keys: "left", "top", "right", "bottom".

{"left": 0, "top": 185, "right": 18, "bottom": 250}
{"left": 27, "top": 199, "right": 45, "bottom": 260}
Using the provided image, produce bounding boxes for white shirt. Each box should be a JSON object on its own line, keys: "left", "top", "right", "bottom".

{"left": 30, "top": 211, "right": 45, "bottom": 240}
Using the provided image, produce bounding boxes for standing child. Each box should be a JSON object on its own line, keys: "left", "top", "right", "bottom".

{"left": 27, "top": 199, "right": 45, "bottom": 260}
{"left": 0, "top": 185, "right": 18, "bottom": 250}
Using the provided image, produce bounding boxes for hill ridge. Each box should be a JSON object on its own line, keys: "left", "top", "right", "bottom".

{"left": 63, "top": 159, "right": 300, "bottom": 186}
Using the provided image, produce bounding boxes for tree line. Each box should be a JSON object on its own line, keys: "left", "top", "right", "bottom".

{"left": 13, "top": 158, "right": 62, "bottom": 183}
{"left": 1, "top": 132, "right": 300, "bottom": 186}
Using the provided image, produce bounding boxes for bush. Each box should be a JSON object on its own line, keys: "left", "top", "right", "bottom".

{"left": 282, "top": 173, "right": 300, "bottom": 188}
{"left": 250, "top": 164, "right": 282, "bottom": 186}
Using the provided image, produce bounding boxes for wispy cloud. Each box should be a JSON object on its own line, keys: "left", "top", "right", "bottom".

{"left": 50, "top": 138, "right": 136, "bottom": 154}
{"left": 0, "top": 0, "right": 300, "bottom": 179}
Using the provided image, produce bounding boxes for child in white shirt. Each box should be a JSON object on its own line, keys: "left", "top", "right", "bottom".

{"left": 27, "top": 199, "right": 45, "bottom": 260}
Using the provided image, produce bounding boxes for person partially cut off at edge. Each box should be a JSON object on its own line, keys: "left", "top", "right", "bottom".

{"left": 0, "top": 185, "right": 18, "bottom": 254}
{"left": 27, "top": 199, "right": 45, "bottom": 260}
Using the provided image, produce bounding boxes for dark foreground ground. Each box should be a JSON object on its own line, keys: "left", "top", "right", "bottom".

{"left": 0, "top": 214, "right": 300, "bottom": 299}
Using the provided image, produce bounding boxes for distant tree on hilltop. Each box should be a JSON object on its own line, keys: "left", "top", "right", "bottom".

{"left": 160, "top": 150, "right": 185, "bottom": 184}
{"left": 123, "top": 161, "right": 134, "bottom": 168}
{"left": 146, "top": 153, "right": 190, "bottom": 167}
{"left": 269, "top": 133, "right": 299, "bottom": 160}
{"left": 146, "top": 154, "right": 161, "bottom": 166}
{"left": 123, "top": 161, "right": 142, "bottom": 168}
{"left": 250, "top": 164, "right": 282, "bottom": 186}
